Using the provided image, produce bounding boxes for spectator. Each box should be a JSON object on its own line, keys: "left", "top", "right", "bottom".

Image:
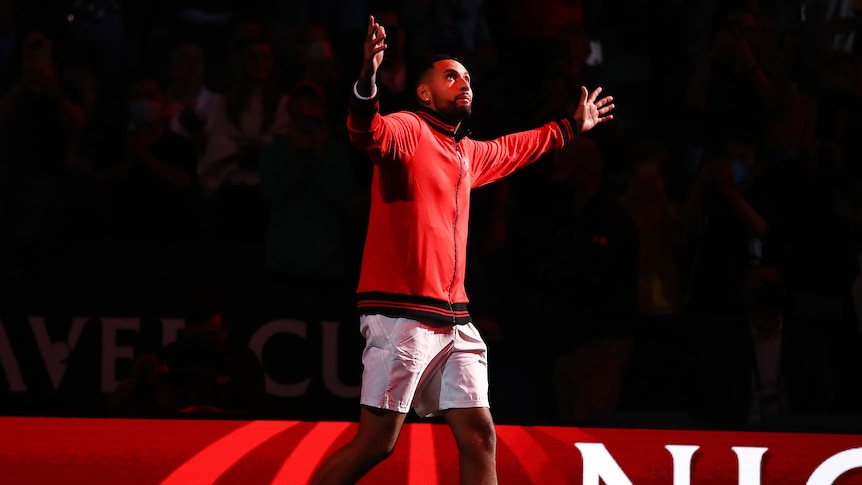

{"left": 108, "top": 352, "right": 162, "bottom": 416}
{"left": 165, "top": 42, "right": 221, "bottom": 155}
{"left": 199, "top": 37, "right": 288, "bottom": 245}
{"left": 765, "top": 141, "right": 855, "bottom": 326}
{"left": 61, "top": 65, "right": 120, "bottom": 242}
{"left": 59, "top": 0, "right": 126, "bottom": 108}
{"left": 505, "top": 0, "right": 583, "bottom": 44}
{"left": 761, "top": 58, "right": 818, "bottom": 167}
{"left": 535, "top": 136, "right": 638, "bottom": 422}
{"left": 426, "top": 0, "right": 491, "bottom": 61}
{"left": 157, "top": 308, "right": 265, "bottom": 416}
{"left": 133, "top": 0, "right": 251, "bottom": 93}
{"left": 815, "top": 50, "right": 862, "bottom": 181}
{"left": 95, "top": 78, "right": 199, "bottom": 244}
{"left": 550, "top": 24, "right": 599, "bottom": 92}
{"left": 680, "top": 138, "right": 770, "bottom": 318}
{"left": 295, "top": 22, "right": 339, "bottom": 88}
{"left": 529, "top": 70, "right": 580, "bottom": 127}
{"left": 259, "top": 80, "right": 355, "bottom": 310}
{"left": 686, "top": 9, "right": 774, "bottom": 152}
{"left": 763, "top": 134, "right": 862, "bottom": 413}
{"left": 293, "top": 21, "right": 354, "bottom": 142}
{"left": 111, "top": 300, "right": 265, "bottom": 417}
{"left": 0, "top": 30, "right": 85, "bottom": 294}
{"left": 617, "top": 140, "right": 689, "bottom": 413}
{"left": 688, "top": 264, "right": 834, "bottom": 426}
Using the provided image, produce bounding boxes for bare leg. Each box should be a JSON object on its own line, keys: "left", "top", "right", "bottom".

{"left": 309, "top": 406, "right": 407, "bottom": 485}
{"left": 443, "top": 407, "right": 497, "bottom": 485}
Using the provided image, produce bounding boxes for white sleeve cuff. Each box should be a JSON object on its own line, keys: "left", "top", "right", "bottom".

{"left": 353, "top": 81, "right": 377, "bottom": 100}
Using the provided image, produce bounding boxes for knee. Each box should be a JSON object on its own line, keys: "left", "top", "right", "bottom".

{"left": 359, "top": 435, "right": 398, "bottom": 465}
{"left": 461, "top": 420, "right": 497, "bottom": 456}
{"left": 478, "top": 421, "right": 497, "bottom": 452}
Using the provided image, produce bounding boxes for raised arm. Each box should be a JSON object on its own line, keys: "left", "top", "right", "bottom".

{"left": 356, "top": 15, "right": 388, "bottom": 98}
{"left": 469, "top": 85, "right": 616, "bottom": 187}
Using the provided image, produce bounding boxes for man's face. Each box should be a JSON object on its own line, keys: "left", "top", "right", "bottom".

{"left": 171, "top": 43, "right": 205, "bottom": 87}
{"left": 287, "top": 95, "right": 326, "bottom": 149}
{"left": 22, "top": 31, "right": 52, "bottom": 68}
{"left": 184, "top": 313, "right": 228, "bottom": 351}
{"left": 128, "top": 79, "right": 168, "bottom": 126}
{"left": 246, "top": 42, "right": 274, "bottom": 83}
{"left": 421, "top": 59, "right": 472, "bottom": 121}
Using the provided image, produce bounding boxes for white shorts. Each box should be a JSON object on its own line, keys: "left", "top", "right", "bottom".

{"left": 359, "top": 314, "right": 490, "bottom": 417}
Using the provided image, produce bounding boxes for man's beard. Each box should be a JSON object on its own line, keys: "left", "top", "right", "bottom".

{"left": 438, "top": 100, "right": 472, "bottom": 122}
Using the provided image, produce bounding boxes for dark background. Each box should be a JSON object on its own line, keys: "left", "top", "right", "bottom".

{"left": 2, "top": 0, "right": 862, "bottom": 432}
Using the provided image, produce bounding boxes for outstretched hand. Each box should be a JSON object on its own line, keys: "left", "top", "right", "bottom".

{"left": 358, "top": 15, "right": 387, "bottom": 97}
{"left": 573, "top": 86, "right": 614, "bottom": 133}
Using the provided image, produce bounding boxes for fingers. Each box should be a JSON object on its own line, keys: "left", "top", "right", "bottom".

{"left": 582, "top": 86, "right": 613, "bottom": 107}
{"left": 595, "top": 95, "right": 613, "bottom": 108}
{"left": 592, "top": 91, "right": 615, "bottom": 121}
{"left": 366, "top": 16, "right": 387, "bottom": 41}
{"left": 365, "top": 15, "right": 387, "bottom": 52}
{"left": 369, "top": 27, "right": 387, "bottom": 57}
{"left": 366, "top": 16, "right": 376, "bottom": 39}
{"left": 576, "top": 86, "right": 616, "bottom": 127}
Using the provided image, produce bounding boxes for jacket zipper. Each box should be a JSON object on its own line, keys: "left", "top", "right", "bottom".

{"left": 448, "top": 140, "right": 464, "bottom": 325}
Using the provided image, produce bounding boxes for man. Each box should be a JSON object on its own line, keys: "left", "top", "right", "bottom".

{"left": 109, "top": 299, "right": 265, "bottom": 417}
{"left": 310, "top": 16, "right": 614, "bottom": 484}
{"left": 688, "top": 265, "right": 834, "bottom": 426}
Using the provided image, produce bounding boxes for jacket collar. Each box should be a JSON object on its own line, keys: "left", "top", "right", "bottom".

{"left": 415, "top": 106, "right": 471, "bottom": 141}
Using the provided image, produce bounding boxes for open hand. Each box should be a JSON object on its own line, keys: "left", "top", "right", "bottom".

{"left": 358, "top": 15, "right": 387, "bottom": 96}
{"left": 573, "top": 86, "right": 614, "bottom": 133}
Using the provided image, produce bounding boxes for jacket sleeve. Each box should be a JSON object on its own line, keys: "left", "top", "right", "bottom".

{"left": 346, "top": 94, "right": 420, "bottom": 165}
{"left": 469, "top": 118, "right": 579, "bottom": 188}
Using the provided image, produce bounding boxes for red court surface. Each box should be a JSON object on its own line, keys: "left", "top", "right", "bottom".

{"left": 2, "top": 416, "right": 862, "bottom": 484}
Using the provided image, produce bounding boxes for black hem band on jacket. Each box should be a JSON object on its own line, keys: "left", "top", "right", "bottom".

{"left": 357, "top": 291, "right": 472, "bottom": 326}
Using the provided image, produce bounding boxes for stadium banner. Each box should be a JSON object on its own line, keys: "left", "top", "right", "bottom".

{"left": 1, "top": 416, "right": 861, "bottom": 484}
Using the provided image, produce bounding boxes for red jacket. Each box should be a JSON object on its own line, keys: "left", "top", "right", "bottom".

{"left": 348, "top": 94, "right": 578, "bottom": 325}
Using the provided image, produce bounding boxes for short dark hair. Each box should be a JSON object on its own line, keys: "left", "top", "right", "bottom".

{"left": 184, "top": 289, "right": 227, "bottom": 326}
{"left": 412, "top": 53, "right": 463, "bottom": 88}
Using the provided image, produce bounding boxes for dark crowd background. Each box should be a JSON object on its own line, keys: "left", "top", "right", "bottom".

{"left": 2, "top": 0, "right": 862, "bottom": 431}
